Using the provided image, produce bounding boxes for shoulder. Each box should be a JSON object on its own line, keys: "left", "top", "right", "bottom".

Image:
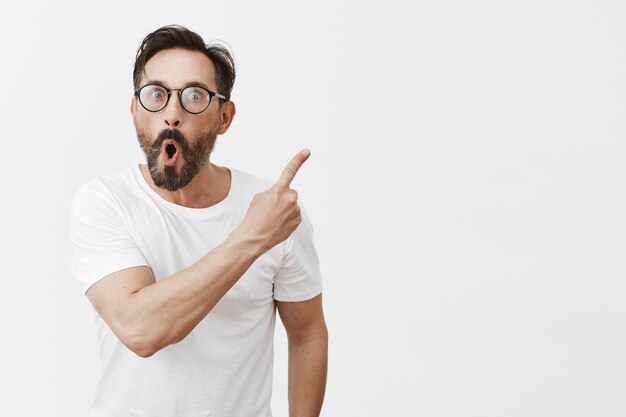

{"left": 229, "top": 168, "right": 273, "bottom": 200}
{"left": 71, "top": 167, "right": 139, "bottom": 215}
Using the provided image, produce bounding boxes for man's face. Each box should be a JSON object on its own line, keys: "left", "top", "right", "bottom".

{"left": 131, "top": 49, "right": 223, "bottom": 191}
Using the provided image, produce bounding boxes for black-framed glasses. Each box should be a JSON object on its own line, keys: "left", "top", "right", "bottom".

{"left": 134, "top": 84, "right": 226, "bottom": 114}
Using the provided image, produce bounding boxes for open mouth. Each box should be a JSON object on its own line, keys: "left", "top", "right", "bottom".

{"left": 166, "top": 143, "right": 177, "bottom": 158}
{"left": 162, "top": 140, "right": 179, "bottom": 166}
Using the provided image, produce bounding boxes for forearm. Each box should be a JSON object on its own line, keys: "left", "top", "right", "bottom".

{"left": 287, "top": 331, "right": 328, "bottom": 417}
{"left": 120, "top": 229, "right": 263, "bottom": 356}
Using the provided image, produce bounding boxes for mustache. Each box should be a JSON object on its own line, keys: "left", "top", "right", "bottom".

{"left": 152, "top": 129, "right": 189, "bottom": 150}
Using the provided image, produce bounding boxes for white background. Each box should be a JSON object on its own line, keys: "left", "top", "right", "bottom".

{"left": 0, "top": 0, "right": 624, "bottom": 416}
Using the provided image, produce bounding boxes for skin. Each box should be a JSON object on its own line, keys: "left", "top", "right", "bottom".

{"left": 86, "top": 49, "right": 328, "bottom": 416}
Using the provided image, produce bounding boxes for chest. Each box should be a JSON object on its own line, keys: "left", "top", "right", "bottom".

{"left": 124, "top": 204, "right": 283, "bottom": 309}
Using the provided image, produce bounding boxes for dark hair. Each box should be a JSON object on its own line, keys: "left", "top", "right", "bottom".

{"left": 133, "top": 25, "right": 236, "bottom": 102}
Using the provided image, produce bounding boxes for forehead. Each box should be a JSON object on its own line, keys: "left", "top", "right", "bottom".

{"left": 142, "top": 48, "right": 217, "bottom": 89}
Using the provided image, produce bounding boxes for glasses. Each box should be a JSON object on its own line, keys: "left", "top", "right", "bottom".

{"left": 134, "top": 84, "right": 226, "bottom": 114}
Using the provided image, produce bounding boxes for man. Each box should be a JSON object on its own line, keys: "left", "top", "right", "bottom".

{"left": 69, "top": 25, "right": 327, "bottom": 417}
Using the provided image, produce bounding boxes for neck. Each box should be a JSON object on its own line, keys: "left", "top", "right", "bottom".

{"left": 140, "top": 162, "right": 231, "bottom": 208}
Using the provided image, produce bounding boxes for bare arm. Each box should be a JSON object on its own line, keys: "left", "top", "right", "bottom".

{"left": 277, "top": 294, "right": 328, "bottom": 417}
{"left": 86, "top": 150, "right": 311, "bottom": 358}
{"left": 87, "top": 231, "right": 262, "bottom": 357}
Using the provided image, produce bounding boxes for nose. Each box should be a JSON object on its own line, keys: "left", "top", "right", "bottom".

{"left": 163, "top": 93, "right": 184, "bottom": 128}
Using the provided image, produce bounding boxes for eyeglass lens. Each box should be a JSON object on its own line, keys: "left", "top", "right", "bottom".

{"left": 139, "top": 85, "right": 212, "bottom": 113}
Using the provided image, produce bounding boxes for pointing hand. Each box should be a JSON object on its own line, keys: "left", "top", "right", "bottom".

{"left": 274, "top": 149, "right": 311, "bottom": 190}
{"left": 238, "top": 149, "right": 311, "bottom": 253}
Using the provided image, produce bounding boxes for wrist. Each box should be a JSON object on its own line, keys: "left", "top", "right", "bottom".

{"left": 226, "top": 226, "right": 267, "bottom": 259}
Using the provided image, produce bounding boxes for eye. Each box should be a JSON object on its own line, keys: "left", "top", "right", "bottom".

{"left": 184, "top": 87, "right": 206, "bottom": 102}
{"left": 150, "top": 90, "right": 165, "bottom": 101}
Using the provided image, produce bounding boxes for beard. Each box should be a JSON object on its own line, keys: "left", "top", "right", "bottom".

{"left": 136, "top": 126, "right": 218, "bottom": 191}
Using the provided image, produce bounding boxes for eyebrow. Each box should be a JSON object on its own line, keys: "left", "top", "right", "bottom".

{"left": 144, "top": 80, "right": 213, "bottom": 91}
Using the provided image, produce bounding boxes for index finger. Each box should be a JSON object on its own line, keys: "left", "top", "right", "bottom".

{"left": 275, "top": 149, "right": 311, "bottom": 189}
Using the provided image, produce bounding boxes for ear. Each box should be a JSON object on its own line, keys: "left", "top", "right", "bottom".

{"left": 217, "top": 101, "right": 236, "bottom": 135}
{"left": 130, "top": 97, "right": 137, "bottom": 118}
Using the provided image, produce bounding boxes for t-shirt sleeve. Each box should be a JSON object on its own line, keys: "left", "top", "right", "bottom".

{"left": 69, "top": 180, "right": 149, "bottom": 294}
{"left": 273, "top": 204, "right": 323, "bottom": 302}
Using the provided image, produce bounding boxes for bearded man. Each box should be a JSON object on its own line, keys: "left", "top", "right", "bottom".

{"left": 69, "top": 25, "right": 327, "bottom": 417}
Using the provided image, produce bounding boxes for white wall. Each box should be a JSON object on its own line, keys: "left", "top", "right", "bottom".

{"left": 0, "top": 1, "right": 624, "bottom": 416}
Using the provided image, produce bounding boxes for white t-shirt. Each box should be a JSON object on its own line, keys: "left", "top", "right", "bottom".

{"left": 69, "top": 165, "right": 322, "bottom": 417}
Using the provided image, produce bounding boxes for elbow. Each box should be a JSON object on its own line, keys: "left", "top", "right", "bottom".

{"left": 123, "top": 333, "right": 159, "bottom": 358}
{"left": 128, "top": 341, "right": 158, "bottom": 358}
{"left": 128, "top": 334, "right": 184, "bottom": 358}
{"left": 113, "top": 313, "right": 185, "bottom": 358}
{"left": 117, "top": 324, "right": 162, "bottom": 358}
